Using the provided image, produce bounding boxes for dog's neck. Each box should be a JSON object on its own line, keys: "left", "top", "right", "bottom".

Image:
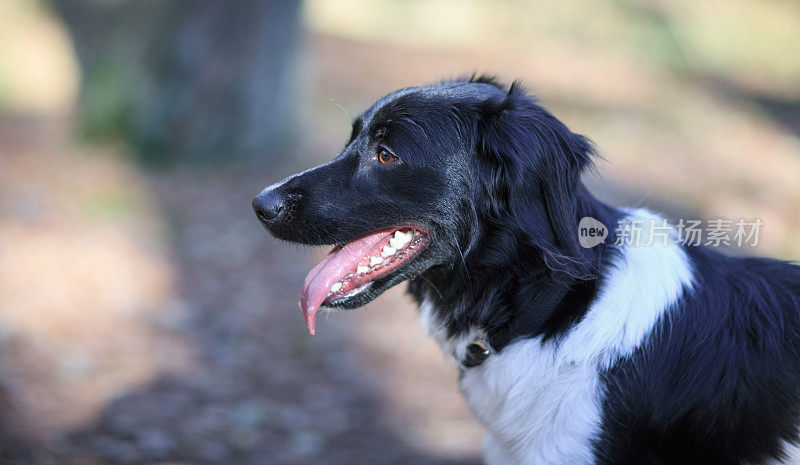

{"left": 408, "top": 184, "right": 621, "bottom": 348}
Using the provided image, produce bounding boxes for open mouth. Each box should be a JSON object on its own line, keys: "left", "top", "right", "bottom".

{"left": 299, "top": 225, "right": 429, "bottom": 335}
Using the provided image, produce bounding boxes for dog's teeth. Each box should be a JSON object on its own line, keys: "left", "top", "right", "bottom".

{"left": 390, "top": 231, "right": 412, "bottom": 249}
{"left": 389, "top": 237, "right": 406, "bottom": 249}
{"left": 330, "top": 282, "right": 342, "bottom": 293}
{"left": 356, "top": 265, "right": 369, "bottom": 274}
{"left": 370, "top": 256, "right": 383, "bottom": 266}
{"left": 381, "top": 245, "right": 396, "bottom": 257}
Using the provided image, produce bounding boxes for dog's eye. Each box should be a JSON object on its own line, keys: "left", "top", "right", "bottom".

{"left": 377, "top": 147, "right": 398, "bottom": 165}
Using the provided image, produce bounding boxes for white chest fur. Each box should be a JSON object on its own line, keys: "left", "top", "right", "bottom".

{"left": 420, "top": 300, "right": 602, "bottom": 465}
{"left": 418, "top": 210, "right": 694, "bottom": 465}
{"left": 462, "top": 338, "right": 602, "bottom": 465}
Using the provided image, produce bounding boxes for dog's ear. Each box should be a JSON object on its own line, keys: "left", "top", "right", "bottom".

{"left": 475, "top": 82, "right": 595, "bottom": 280}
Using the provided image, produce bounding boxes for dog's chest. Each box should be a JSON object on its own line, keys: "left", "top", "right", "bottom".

{"left": 419, "top": 300, "right": 602, "bottom": 465}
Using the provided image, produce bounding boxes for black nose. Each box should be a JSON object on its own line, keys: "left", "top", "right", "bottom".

{"left": 252, "top": 189, "right": 286, "bottom": 225}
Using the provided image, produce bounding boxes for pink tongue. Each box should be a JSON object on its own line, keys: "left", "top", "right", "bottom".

{"left": 299, "top": 228, "right": 395, "bottom": 335}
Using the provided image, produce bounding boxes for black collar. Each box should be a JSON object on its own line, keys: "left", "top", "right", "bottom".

{"left": 487, "top": 278, "right": 575, "bottom": 351}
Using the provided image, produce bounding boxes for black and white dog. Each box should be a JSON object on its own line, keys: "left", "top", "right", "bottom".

{"left": 252, "top": 76, "right": 800, "bottom": 465}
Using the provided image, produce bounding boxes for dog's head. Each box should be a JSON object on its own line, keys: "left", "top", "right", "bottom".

{"left": 253, "top": 76, "right": 596, "bottom": 334}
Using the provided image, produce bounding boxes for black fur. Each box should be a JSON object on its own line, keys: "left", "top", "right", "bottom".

{"left": 598, "top": 246, "right": 800, "bottom": 465}
{"left": 253, "top": 76, "right": 800, "bottom": 464}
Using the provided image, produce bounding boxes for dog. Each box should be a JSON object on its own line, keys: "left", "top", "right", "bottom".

{"left": 252, "top": 76, "right": 800, "bottom": 465}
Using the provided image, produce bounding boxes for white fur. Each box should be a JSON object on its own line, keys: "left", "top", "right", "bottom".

{"left": 760, "top": 441, "right": 800, "bottom": 465}
{"left": 558, "top": 209, "right": 695, "bottom": 368}
{"left": 462, "top": 338, "right": 602, "bottom": 465}
{"left": 419, "top": 210, "right": 695, "bottom": 465}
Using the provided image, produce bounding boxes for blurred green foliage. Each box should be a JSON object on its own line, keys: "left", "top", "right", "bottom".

{"left": 80, "top": 55, "right": 136, "bottom": 142}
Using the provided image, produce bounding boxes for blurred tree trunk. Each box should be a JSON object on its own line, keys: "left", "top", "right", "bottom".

{"left": 52, "top": 0, "right": 302, "bottom": 164}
